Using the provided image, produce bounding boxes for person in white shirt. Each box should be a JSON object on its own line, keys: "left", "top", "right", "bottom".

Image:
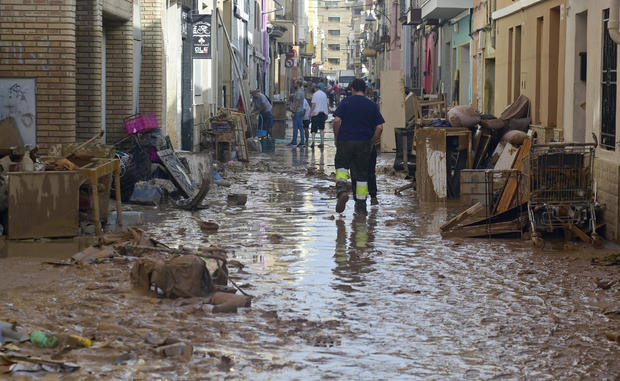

{"left": 302, "top": 97, "right": 311, "bottom": 145}
{"left": 310, "top": 84, "right": 329, "bottom": 149}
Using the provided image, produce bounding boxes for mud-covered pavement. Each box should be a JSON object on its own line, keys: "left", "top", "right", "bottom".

{"left": 1, "top": 131, "right": 620, "bottom": 379}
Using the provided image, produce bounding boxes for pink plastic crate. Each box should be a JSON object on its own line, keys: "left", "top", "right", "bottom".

{"left": 124, "top": 113, "right": 159, "bottom": 134}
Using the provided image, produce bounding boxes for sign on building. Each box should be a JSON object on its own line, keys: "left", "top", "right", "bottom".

{"left": 192, "top": 14, "right": 211, "bottom": 59}
{"left": 0, "top": 78, "right": 36, "bottom": 147}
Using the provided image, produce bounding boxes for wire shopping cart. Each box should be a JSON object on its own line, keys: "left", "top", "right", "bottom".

{"left": 523, "top": 143, "right": 602, "bottom": 248}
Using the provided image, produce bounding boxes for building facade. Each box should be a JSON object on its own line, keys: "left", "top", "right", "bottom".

{"left": 563, "top": 0, "right": 620, "bottom": 240}
{"left": 493, "top": 0, "right": 566, "bottom": 131}
{"left": 317, "top": 1, "right": 351, "bottom": 79}
{"left": 0, "top": 0, "right": 288, "bottom": 152}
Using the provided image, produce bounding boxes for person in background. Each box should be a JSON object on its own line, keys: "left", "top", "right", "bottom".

{"left": 334, "top": 82, "right": 341, "bottom": 106}
{"left": 250, "top": 89, "right": 273, "bottom": 136}
{"left": 332, "top": 78, "right": 384, "bottom": 214}
{"left": 309, "top": 83, "right": 329, "bottom": 149}
{"left": 302, "top": 97, "right": 311, "bottom": 145}
{"left": 288, "top": 80, "right": 306, "bottom": 147}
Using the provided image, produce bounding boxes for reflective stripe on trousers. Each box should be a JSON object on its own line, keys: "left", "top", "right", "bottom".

{"left": 336, "top": 168, "right": 349, "bottom": 180}
{"left": 356, "top": 181, "right": 368, "bottom": 200}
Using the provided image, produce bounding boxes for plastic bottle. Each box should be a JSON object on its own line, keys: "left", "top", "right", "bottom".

{"left": 30, "top": 330, "right": 58, "bottom": 348}
{"left": 60, "top": 334, "right": 92, "bottom": 348}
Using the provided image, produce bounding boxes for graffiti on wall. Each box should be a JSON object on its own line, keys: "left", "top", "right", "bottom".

{"left": 0, "top": 78, "right": 36, "bottom": 146}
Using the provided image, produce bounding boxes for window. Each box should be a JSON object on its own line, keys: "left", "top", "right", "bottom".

{"left": 328, "top": 44, "right": 340, "bottom": 51}
{"left": 602, "top": 8, "right": 617, "bottom": 150}
{"left": 328, "top": 29, "right": 340, "bottom": 36}
{"left": 328, "top": 58, "right": 340, "bottom": 65}
{"left": 325, "top": 1, "right": 338, "bottom": 7}
{"left": 328, "top": 16, "right": 340, "bottom": 22}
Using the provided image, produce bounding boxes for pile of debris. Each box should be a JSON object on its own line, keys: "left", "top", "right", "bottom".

{"left": 0, "top": 226, "right": 251, "bottom": 375}
{"left": 0, "top": 113, "right": 212, "bottom": 239}
{"left": 437, "top": 97, "right": 603, "bottom": 248}
{"left": 201, "top": 108, "right": 251, "bottom": 161}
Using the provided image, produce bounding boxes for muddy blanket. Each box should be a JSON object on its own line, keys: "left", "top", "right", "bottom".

{"left": 130, "top": 255, "right": 214, "bottom": 298}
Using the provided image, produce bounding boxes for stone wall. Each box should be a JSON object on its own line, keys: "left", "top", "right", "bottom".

{"left": 594, "top": 157, "right": 620, "bottom": 241}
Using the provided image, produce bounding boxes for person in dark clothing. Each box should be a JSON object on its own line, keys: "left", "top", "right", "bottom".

{"left": 332, "top": 78, "right": 384, "bottom": 214}
{"left": 352, "top": 146, "right": 379, "bottom": 205}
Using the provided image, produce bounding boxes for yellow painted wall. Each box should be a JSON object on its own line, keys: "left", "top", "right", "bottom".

{"left": 494, "top": 0, "right": 565, "bottom": 129}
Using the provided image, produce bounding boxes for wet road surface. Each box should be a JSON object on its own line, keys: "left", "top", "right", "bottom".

{"left": 1, "top": 132, "right": 619, "bottom": 379}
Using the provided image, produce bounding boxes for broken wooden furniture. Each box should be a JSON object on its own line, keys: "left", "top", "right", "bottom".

{"left": 415, "top": 127, "right": 472, "bottom": 202}
{"left": 460, "top": 169, "right": 522, "bottom": 212}
{"left": 76, "top": 158, "right": 123, "bottom": 238}
{"left": 409, "top": 93, "right": 448, "bottom": 126}
{"left": 207, "top": 109, "right": 250, "bottom": 162}
{"left": 7, "top": 171, "right": 81, "bottom": 239}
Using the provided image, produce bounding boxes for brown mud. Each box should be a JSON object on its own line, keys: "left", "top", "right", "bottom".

{"left": 0, "top": 138, "right": 619, "bottom": 379}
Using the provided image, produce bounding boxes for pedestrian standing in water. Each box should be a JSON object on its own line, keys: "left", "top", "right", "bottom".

{"left": 288, "top": 80, "right": 306, "bottom": 147}
{"left": 332, "top": 78, "right": 384, "bottom": 214}
{"left": 302, "top": 97, "right": 311, "bottom": 145}
{"left": 309, "top": 83, "right": 329, "bottom": 149}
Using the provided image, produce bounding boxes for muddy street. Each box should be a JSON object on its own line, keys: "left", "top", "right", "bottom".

{"left": 1, "top": 139, "right": 619, "bottom": 379}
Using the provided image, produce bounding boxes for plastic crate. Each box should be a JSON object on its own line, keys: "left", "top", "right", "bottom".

{"left": 124, "top": 113, "right": 159, "bottom": 134}
{"left": 260, "top": 137, "right": 275, "bottom": 152}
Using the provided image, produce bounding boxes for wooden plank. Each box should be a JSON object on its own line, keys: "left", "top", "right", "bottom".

{"left": 473, "top": 134, "right": 491, "bottom": 169}
{"left": 495, "top": 137, "right": 531, "bottom": 214}
{"left": 415, "top": 128, "right": 447, "bottom": 202}
{"left": 441, "top": 202, "right": 484, "bottom": 232}
{"left": 441, "top": 220, "right": 521, "bottom": 238}
{"left": 379, "top": 70, "right": 406, "bottom": 153}
{"left": 157, "top": 148, "right": 195, "bottom": 197}
{"left": 229, "top": 112, "right": 249, "bottom": 162}
{"left": 568, "top": 224, "right": 592, "bottom": 243}
{"left": 494, "top": 143, "right": 519, "bottom": 170}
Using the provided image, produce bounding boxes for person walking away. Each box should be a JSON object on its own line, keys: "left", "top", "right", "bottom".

{"left": 310, "top": 84, "right": 329, "bottom": 149}
{"left": 303, "top": 97, "right": 311, "bottom": 144}
{"left": 352, "top": 137, "right": 380, "bottom": 205}
{"left": 288, "top": 81, "right": 306, "bottom": 147}
{"left": 332, "top": 78, "right": 384, "bottom": 214}
{"left": 250, "top": 89, "right": 273, "bottom": 136}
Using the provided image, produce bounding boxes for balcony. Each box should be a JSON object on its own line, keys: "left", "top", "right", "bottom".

{"left": 416, "top": 0, "right": 472, "bottom": 20}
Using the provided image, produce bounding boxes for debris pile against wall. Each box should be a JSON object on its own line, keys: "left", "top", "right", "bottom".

{"left": 390, "top": 91, "right": 604, "bottom": 248}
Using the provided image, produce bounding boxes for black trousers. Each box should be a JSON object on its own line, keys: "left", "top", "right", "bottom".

{"left": 352, "top": 146, "right": 377, "bottom": 200}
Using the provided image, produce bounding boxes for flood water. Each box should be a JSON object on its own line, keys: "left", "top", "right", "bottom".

{"left": 1, "top": 131, "right": 619, "bottom": 379}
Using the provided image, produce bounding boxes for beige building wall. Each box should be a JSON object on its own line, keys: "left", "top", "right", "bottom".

{"left": 317, "top": 4, "right": 350, "bottom": 76}
{"left": 564, "top": 0, "right": 620, "bottom": 240}
{"left": 493, "top": 0, "right": 566, "bottom": 131}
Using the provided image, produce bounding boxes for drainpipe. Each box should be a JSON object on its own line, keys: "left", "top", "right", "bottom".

{"left": 608, "top": 0, "right": 620, "bottom": 44}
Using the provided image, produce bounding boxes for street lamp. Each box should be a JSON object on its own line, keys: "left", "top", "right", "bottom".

{"left": 365, "top": 11, "right": 376, "bottom": 23}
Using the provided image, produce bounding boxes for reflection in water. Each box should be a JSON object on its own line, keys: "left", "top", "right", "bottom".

{"left": 291, "top": 146, "right": 308, "bottom": 167}
{"left": 333, "top": 210, "right": 377, "bottom": 286}
{"left": 309, "top": 148, "right": 325, "bottom": 172}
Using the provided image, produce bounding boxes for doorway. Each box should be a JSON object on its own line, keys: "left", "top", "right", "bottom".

{"left": 484, "top": 58, "right": 495, "bottom": 114}
{"left": 459, "top": 43, "right": 471, "bottom": 105}
{"left": 573, "top": 11, "right": 587, "bottom": 142}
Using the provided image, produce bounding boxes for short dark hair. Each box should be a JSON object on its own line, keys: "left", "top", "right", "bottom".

{"left": 350, "top": 78, "right": 366, "bottom": 92}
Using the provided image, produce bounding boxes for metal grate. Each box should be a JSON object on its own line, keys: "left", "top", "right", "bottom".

{"left": 601, "top": 8, "right": 617, "bottom": 150}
